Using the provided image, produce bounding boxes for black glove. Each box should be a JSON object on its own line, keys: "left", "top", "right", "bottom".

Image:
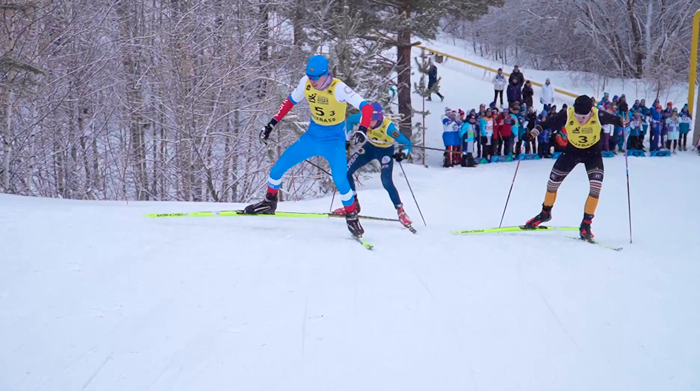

{"left": 351, "top": 126, "right": 368, "bottom": 145}
{"left": 260, "top": 118, "right": 278, "bottom": 143}
{"left": 393, "top": 151, "right": 407, "bottom": 162}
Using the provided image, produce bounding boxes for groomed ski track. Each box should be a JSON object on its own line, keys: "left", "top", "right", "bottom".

{"left": 1, "top": 46, "right": 699, "bottom": 391}
{"left": 2, "top": 153, "right": 699, "bottom": 391}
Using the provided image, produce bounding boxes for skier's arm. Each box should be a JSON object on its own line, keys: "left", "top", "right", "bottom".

{"left": 598, "top": 110, "right": 624, "bottom": 127}
{"left": 531, "top": 110, "right": 567, "bottom": 137}
{"left": 345, "top": 113, "right": 362, "bottom": 138}
{"left": 334, "top": 81, "right": 372, "bottom": 128}
{"left": 271, "top": 76, "right": 307, "bottom": 123}
{"left": 260, "top": 77, "right": 307, "bottom": 143}
{"left": 388, "top": 122, "right": 412, "bottom": 154}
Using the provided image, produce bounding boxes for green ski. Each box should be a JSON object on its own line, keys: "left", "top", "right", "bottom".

{"left": 352, "top": 235, "right": 374, "bottom": 250}
{"left": 569, "top": 237, "right": 623, "bottom": 251}
{"left": 145, "top": 210, "right": 399, "bottom": 222}
{"left": 452, "top": 225, "right": 579, "bottom": 235}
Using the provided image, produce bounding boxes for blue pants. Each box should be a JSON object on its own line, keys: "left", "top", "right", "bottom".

{"left": 346, "top": 143, "right": 402, "bottom": 207}
{"left": 443, "top": 131, "right": 461, "bottom": 147}
{"left": 268, "top": 121, "right": 354, "bottom": 207}
{"left": 651, "top": 131, "right": 661, "bottom": 151}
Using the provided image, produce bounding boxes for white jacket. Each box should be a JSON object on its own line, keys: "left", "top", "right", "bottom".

{"left": 540, "top": 83, "right": 555, "bottom": 105}
{"left": 492, "top": 74, "right": 507, "bottom": 91}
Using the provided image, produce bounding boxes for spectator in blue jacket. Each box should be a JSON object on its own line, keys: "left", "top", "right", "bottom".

{"left": 680, "top": 105, "right": 692, "bottom": 151}
{"left": 650, "top": 104, "right": 663, "bottom": 151}
{"left": 639, "top": 99, "right": 649, "bottom": 116}
{"left": 506, "top": 76, "right": 522, "bottom": 106}
{"left": 629, "top": 110, "right": 644, "bottom": 150}
{"left": 460, "top": 115, "right": 477, "bottom": 167}
{"left": 442, "top": 108, "right": 462, "bottom": 166}
{"left": 537, "top": 111, "right": 551, "bottom": 158}
{"left": 616, "top": 102, "right": 631, "bottom": 153}
{"left": 662, "top": 102, "right": 674, "bottom": 148}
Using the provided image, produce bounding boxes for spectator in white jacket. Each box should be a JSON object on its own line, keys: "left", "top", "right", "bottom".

{"left": 540, "top": 78, "right": 555, "bottom": 111}
{"left": 492, "top": 68, "right": 507, "bottom": 108}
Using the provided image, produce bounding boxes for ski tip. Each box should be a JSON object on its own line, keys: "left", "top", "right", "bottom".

{"left": 351, "top": 234, "right": 374, "bottom": 250}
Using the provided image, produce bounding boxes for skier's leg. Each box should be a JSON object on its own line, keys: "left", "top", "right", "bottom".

{"left": 583, "top": 153, "right": 604, "bottom": 216}
{"left": 329, "top": 146, "right": 373, "bottom": 215}
{"left": 346, "top": 147, "right": 373, "bottom": 193}
{"left": 321, "top": 130, "right": 366, "bottom": 236}
{"left": 267, "top": 134, "right": 317, "bottom": 194}
{"left": 579, "top": 153, "right": 604, "bottom": 239}
{"left": 245, "top": 134, "right": 318, "bottom": 214}
{"left": 377, "top": 148, "right": 402, "bottom": 207}
{"left": 524, "top": 151, "right": 579, "bottom": 227}
{"left": 545, "top": 152, "right": 579, "bottom": 207}
{"left": 321, "top": 138, "right": 357, "bottom": 211}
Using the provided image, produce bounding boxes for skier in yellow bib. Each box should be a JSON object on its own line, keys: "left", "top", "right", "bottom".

{"left": 523, "top": 95, "right": 626, "bottom": 240}
{"left": 332, "top": 103, "right": 415, "bottom": 232}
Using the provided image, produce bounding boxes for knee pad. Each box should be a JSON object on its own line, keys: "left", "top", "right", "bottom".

{"left": 546, "top": 168, "right": 569, "bottom": 193}
{"left": 587, "top": 168, "right": 604, "bottom": 198}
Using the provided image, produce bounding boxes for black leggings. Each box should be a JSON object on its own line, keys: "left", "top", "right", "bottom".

{"left": 493, "top": 90, "right": 503, "bottom": 106}
{"left": 547, "top": 151, "right": 604, "bottom": 199}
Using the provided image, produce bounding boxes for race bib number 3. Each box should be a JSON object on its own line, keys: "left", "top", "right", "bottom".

{"left": 568, "top": 128, "right": 599, "bottom": 149}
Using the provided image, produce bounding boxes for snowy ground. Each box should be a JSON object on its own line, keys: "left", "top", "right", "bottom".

{"left": 2, "top": 43, "right": 700, "bottom": 391}
{"left": 2, "top": 152, "right": 700, "bottom": 391}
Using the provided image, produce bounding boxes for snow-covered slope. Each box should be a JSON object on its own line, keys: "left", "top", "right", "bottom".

{"left": 2, "top": 44, "right": 700, "bottom": 391}
{"left": 3, "top": 155, "right": 700, "bottom": 391}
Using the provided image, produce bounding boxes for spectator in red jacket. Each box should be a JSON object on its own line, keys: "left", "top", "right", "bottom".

{"left": 500, "top": 104, "right": 517, "bottom": 157}
{"left": 493, "top": 109, "right": 504, "bottom": 155}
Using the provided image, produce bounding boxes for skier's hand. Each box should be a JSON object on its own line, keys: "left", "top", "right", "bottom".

{"left": 260, "top": 118, "right": 278, "bottom": 144}
{"left": 351, "top": 127, "right": 368, "bottom": 145}
{"left": 393, "top": 150, "right": 408, "bottom": 162}
{"left": 530, "top": 125, "right": 542, "bottom": 138}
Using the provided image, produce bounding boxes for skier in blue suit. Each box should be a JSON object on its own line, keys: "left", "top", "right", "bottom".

{"left": 332, "top": 103, "right": 415, "bottom": 230}
{"left": 245, "top": 55, "right": 374, "bottom": 237}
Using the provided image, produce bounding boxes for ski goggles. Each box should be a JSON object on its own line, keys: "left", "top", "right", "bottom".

{"left": 307, "top": 71, "right": 329, "bottom": 81}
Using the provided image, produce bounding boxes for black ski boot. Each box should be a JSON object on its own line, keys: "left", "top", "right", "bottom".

{"left": 523, "top": 204, "right": 552, "bottom": 228}
{"left": 243, "top": 192, "right": 278, "bottom": 214}
{"left": 345, "top": 210, "right": 365, "bottom": 237}
{"left": 466, "top": 152, "right": 476, "bottom": 167}
{"left": 579, "top": 213, "right": 595, "bottom": 240}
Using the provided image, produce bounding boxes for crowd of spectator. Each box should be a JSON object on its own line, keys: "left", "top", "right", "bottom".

{"left": 440, "top": 65, "right": 699, "bottom": 167}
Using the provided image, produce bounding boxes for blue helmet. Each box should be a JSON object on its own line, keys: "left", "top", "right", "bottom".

{"left": 371, "top": 102, "right": 384, "bottom": 123}
{"left": 306, "top": 55, "right": 329, "bottom": 78}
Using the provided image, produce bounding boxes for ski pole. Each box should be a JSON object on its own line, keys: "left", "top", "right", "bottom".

{"left": 498, "top": 158, "right": 521, "bottom": 228}
{"left": 329, "top": 189, "right": 336, "bottom": 213}
{"left": 397, "top": 143, "right": 450, "bottom": 153}
{"left": 624, "top": 152, "right": 633, "bottom": 243}
{"left": 397, "top": 161, "right": 427, "bottom": 226}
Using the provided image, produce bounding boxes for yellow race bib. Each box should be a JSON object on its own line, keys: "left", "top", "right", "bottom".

{"left": 366, "top": 117, "right": 396, "bottom": 148}
{"left": 304, "top": 78, "right": 346, "bottom": 126}
{"left": 565, "top": 107, "right": 602, "bottom": 149}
